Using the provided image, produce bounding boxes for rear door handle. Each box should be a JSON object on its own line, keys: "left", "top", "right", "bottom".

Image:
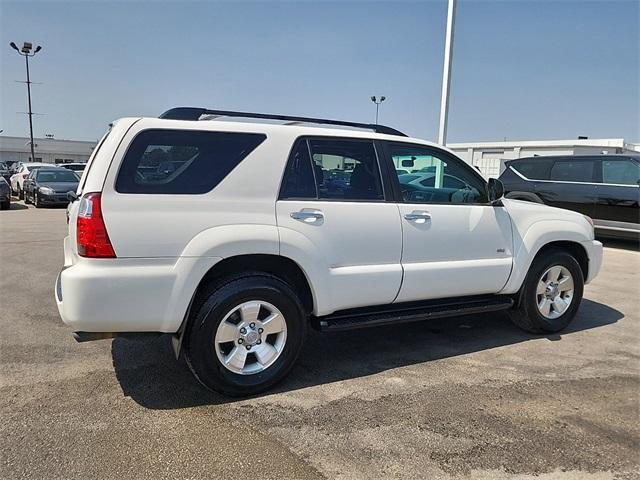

{"left": 404, "top": 210, "right": 431, "bottom": 222}
{"left": 290, "top": 209, "right": 324, "bottom": 223}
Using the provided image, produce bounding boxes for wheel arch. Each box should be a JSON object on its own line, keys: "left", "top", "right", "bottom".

{"left": 172, "top": 253, "right": 315, "bottom": 358}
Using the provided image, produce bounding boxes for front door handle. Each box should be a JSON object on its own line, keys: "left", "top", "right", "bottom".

{"left": 290, "top": 209, "right": 324, "bottom": 223}
{"left": 404, "top": 210, "right": 431, "bottom": 222}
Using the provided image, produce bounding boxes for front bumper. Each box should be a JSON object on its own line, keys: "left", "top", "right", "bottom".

{"left": 581, "top": 239, "right": 603, "bottom": 284}
{"left": 37, "top": 192, "right": 70, "bottom": 205}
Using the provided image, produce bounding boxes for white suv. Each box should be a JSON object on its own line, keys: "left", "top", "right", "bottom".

{"left": 56, "top": 108, "right": 603, "bottom": 396}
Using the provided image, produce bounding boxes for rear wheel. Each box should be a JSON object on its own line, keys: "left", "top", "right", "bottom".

{"left": 0, "top": 200, "right": 9, "bottom": 210}
{"left": 185, "top": 273, "right": 307, "bottom": 396}
{"left": 509, "top": 249, "right": 584, "bottom": 333}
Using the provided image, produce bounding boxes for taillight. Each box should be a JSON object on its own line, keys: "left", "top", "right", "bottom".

{"left": 76, "top": 192, "right": 116, "bottom": 258}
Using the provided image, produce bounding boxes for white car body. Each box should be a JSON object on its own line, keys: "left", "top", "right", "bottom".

{"left": 56, "top": 115, "right": 602, "bottom": 336}
{"left": 10, "top": 162, "right": 50, "bottom": 194}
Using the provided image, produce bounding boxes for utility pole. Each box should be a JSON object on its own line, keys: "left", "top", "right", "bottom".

{"left": 437, "top": 0, "right": 456, "bottom": 146}
{"left": 9, "top": 42, "right": 42, "bottom": 162}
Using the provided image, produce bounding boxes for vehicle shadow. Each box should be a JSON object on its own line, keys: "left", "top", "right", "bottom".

{"left": 112, "top": 298, "right": 623, "bottom": 409}
{"left": 5, "top": 202, "right": 28, "bottom": 210}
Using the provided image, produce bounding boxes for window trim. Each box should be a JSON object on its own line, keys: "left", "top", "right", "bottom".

{"left": 598, "top": 158, "right": 640, "bottom": 187}
{"left": 380, "top": 141, "right": 491, "bottom": 206}
{"left": 278, "top": 135, "right": 393, "bottom": 203}
{"left": 510, "top": 162, "right": 639, "bottom": 188}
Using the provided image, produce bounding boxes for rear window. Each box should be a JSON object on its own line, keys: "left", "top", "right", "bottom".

{"left": 115, "top": 129, "right": 266, "bottom": 194}
{"left": 550, "top": 160, "right": 594, "bottom": 183}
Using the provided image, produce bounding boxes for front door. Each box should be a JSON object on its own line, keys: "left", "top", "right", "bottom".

{"left": 382, "top": 142, "right": 513, "bottom": 303}
{"left": 276, "top": 137, "right": 403, "bottom": 316}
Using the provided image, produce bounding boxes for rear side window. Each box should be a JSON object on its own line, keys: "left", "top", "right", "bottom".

{"left": 116, "top": 129, "right": 266, "bottom": 194}
{"left": 510, "top": 159, "right": 552, "bottom": 180}
{"left": 550, "top": 160, "right": 594, "bottom": 183}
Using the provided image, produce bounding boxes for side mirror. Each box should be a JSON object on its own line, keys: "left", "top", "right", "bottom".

{"left": 487, "top": 178, "right": 504, "bottom": 203}
{"left": 67, "top": 191, "right": 78, "bottom": 202}
{"left": 401, "top": 159, "right": 415, "bottom": 168}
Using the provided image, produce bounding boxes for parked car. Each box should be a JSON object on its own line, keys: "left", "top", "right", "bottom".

{"left": 0, "top": 177, "right": 11, "bottom": 210}
{"left": 499, "top": 155, "right": 640, "bottom": 240}
{"left": 23, "top": 167, "right": 79, "bottom": 208}
{"left": 0, "top": 162, "right": 12, "bottom": 183}
{"left": 9, "top": 162, "right": 50, "bottom": 199}
{"left": 56, "top": 108, "right": 602, "bottom": 396}
{"left": 59, "top": 163, "right": 87, "bottom": 177}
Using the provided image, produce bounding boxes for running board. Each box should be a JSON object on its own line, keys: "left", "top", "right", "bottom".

{"left": 313, "top": 296, "right": 514, "bottom": 332}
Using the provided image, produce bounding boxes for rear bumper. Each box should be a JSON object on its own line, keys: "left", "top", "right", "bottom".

{"left": 55, "top": 236, "right": 222, "bottom": 333}
{"left": 581, "top": 239, "right": 603, "bottom": 284}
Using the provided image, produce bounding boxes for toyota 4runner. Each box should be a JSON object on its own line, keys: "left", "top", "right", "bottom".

{"left": 56, "top": 108, "right": 603, "bottom": 396}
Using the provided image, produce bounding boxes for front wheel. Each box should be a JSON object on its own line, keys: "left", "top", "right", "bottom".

{"left": 185, "top": 273, "right": 307, "bottom": 396}
{"left": 34, "top": 192, "right": 40, "bottom": 208}
{"left": 509, "top": 249, "right": 584, "bottom": 334}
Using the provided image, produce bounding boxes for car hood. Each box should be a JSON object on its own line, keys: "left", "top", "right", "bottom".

{"left": 39, "top": 182, "right": 79, "bottom": 193}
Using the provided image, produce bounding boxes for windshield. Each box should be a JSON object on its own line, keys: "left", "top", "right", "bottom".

{"left": 36, "top": 170, "right": 79, "bottom": 182}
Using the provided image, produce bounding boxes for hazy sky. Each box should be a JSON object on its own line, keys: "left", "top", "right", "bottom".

{"left": 1, "top": 0, "right": 638, "bottom": 143}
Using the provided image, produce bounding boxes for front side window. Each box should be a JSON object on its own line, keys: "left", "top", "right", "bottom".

{"left": 116, "top": 129, "right": 266, "bottom": 194}
{"left": 601, "top": 159, "right": 640, "bottom": 186}
{"left": 550, "top": 160, "right": 594, "bottom": 183}
{"left": 386, "top": 142, "right": 487, "bottom": 204}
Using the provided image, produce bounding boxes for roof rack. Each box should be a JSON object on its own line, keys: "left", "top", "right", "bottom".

{"left": 158, "top": 107, "right": 407, "bottom": 137}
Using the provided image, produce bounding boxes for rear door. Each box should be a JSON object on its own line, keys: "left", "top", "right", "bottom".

{"left": 536, "top": 158, "right": 596, "bottom": 217}
{"left": 276, "top": 137, "right": 403, "bottom": 315}
{"left": 593, "top": 157, "right": 640, "bottom": 233}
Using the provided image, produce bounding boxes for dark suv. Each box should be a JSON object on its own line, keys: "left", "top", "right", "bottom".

{"left": 499, "top": 155, "right": 639, "bottom": 240}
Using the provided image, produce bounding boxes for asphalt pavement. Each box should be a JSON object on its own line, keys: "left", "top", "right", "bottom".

{"left": 1, "top": 203, "right": 638, "bottom": 479}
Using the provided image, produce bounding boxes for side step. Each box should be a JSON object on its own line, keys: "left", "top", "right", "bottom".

{"left": 313, "top": 296, "right": 514, "bottom": 332}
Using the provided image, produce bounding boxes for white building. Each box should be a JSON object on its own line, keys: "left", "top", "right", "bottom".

{"left": 0, "top": 135, "right": 97, "bottom": 165}
{"left": 448, "top": 138, "right": 640, "bottom": 178}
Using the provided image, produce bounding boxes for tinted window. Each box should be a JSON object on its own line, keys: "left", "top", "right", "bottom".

{"left": 602, "top": 159, "right": 640, "bottom": 186}
{"left": 279, "top": 139, "right": 316, "bottom": 199}
{"left": 550, "top": 160, "right": 594, "bottom": 183}
{"left": 387, "top": 142, "right": 487, "bottom": 204}
{"left": 511, "top": 159, "right": 552, "bottom": 180}
{"left": 116, "top": 129, "right": 266, "bottom": 194}
{"left": 36, "top": 169, "right": 79, "bottom": 182}
{"left": 308, "top": 138, "right": 383, "bottom": 201}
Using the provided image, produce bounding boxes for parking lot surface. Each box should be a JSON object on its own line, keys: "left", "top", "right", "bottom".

{"left": 1, "top": 204, "right": 638, "bottom": 479}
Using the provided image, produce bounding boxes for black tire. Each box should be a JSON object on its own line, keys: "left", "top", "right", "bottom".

{"left": 509, "top": 249, "right": 584, "bottom": 334}
{"left": 0, "top": 200, "right": 9, "bottom": 210}
{"left": 33, "top": 192, "right": 40, "bottom": 208}
{"left": 24, "top": 190, "right": 31, "bottom": 204}
{"left": 18, "top": 188, "right": 24, "bottom": 200}
{"left": 184, "top": 273, "right": 307, "bottom": 396}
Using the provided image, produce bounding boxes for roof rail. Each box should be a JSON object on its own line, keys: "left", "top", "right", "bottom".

{"left": 158, "top": 107, "right": 407, "bottom": 137}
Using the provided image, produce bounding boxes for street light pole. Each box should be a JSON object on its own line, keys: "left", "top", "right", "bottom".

{"left": 9, "top": 42, "right": 42, "bottom": 162}
{"left": 370, "top": 95, "right": 386, "bottom": 124}
{"left": 438, "top": 0, "right": 456, "bottom": 146}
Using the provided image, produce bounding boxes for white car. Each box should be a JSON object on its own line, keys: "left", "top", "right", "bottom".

{"left": 10, "top": 162, "right": 50, "bottom": 199}
{"left": 56, "top": 108, "right": 603, "bottom": 396}
{"left": 59, "top": 162, "right": 87, "bottom": 178}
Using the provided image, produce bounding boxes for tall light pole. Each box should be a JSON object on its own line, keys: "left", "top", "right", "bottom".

{"left": 438, "top": 0, "right": 456, "bottom": 146}
{"left": 371, "top": 95, "right": 386, "bottom": 124}
{"left": 9, "top": 41, "right": 42, "bottom": 162}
